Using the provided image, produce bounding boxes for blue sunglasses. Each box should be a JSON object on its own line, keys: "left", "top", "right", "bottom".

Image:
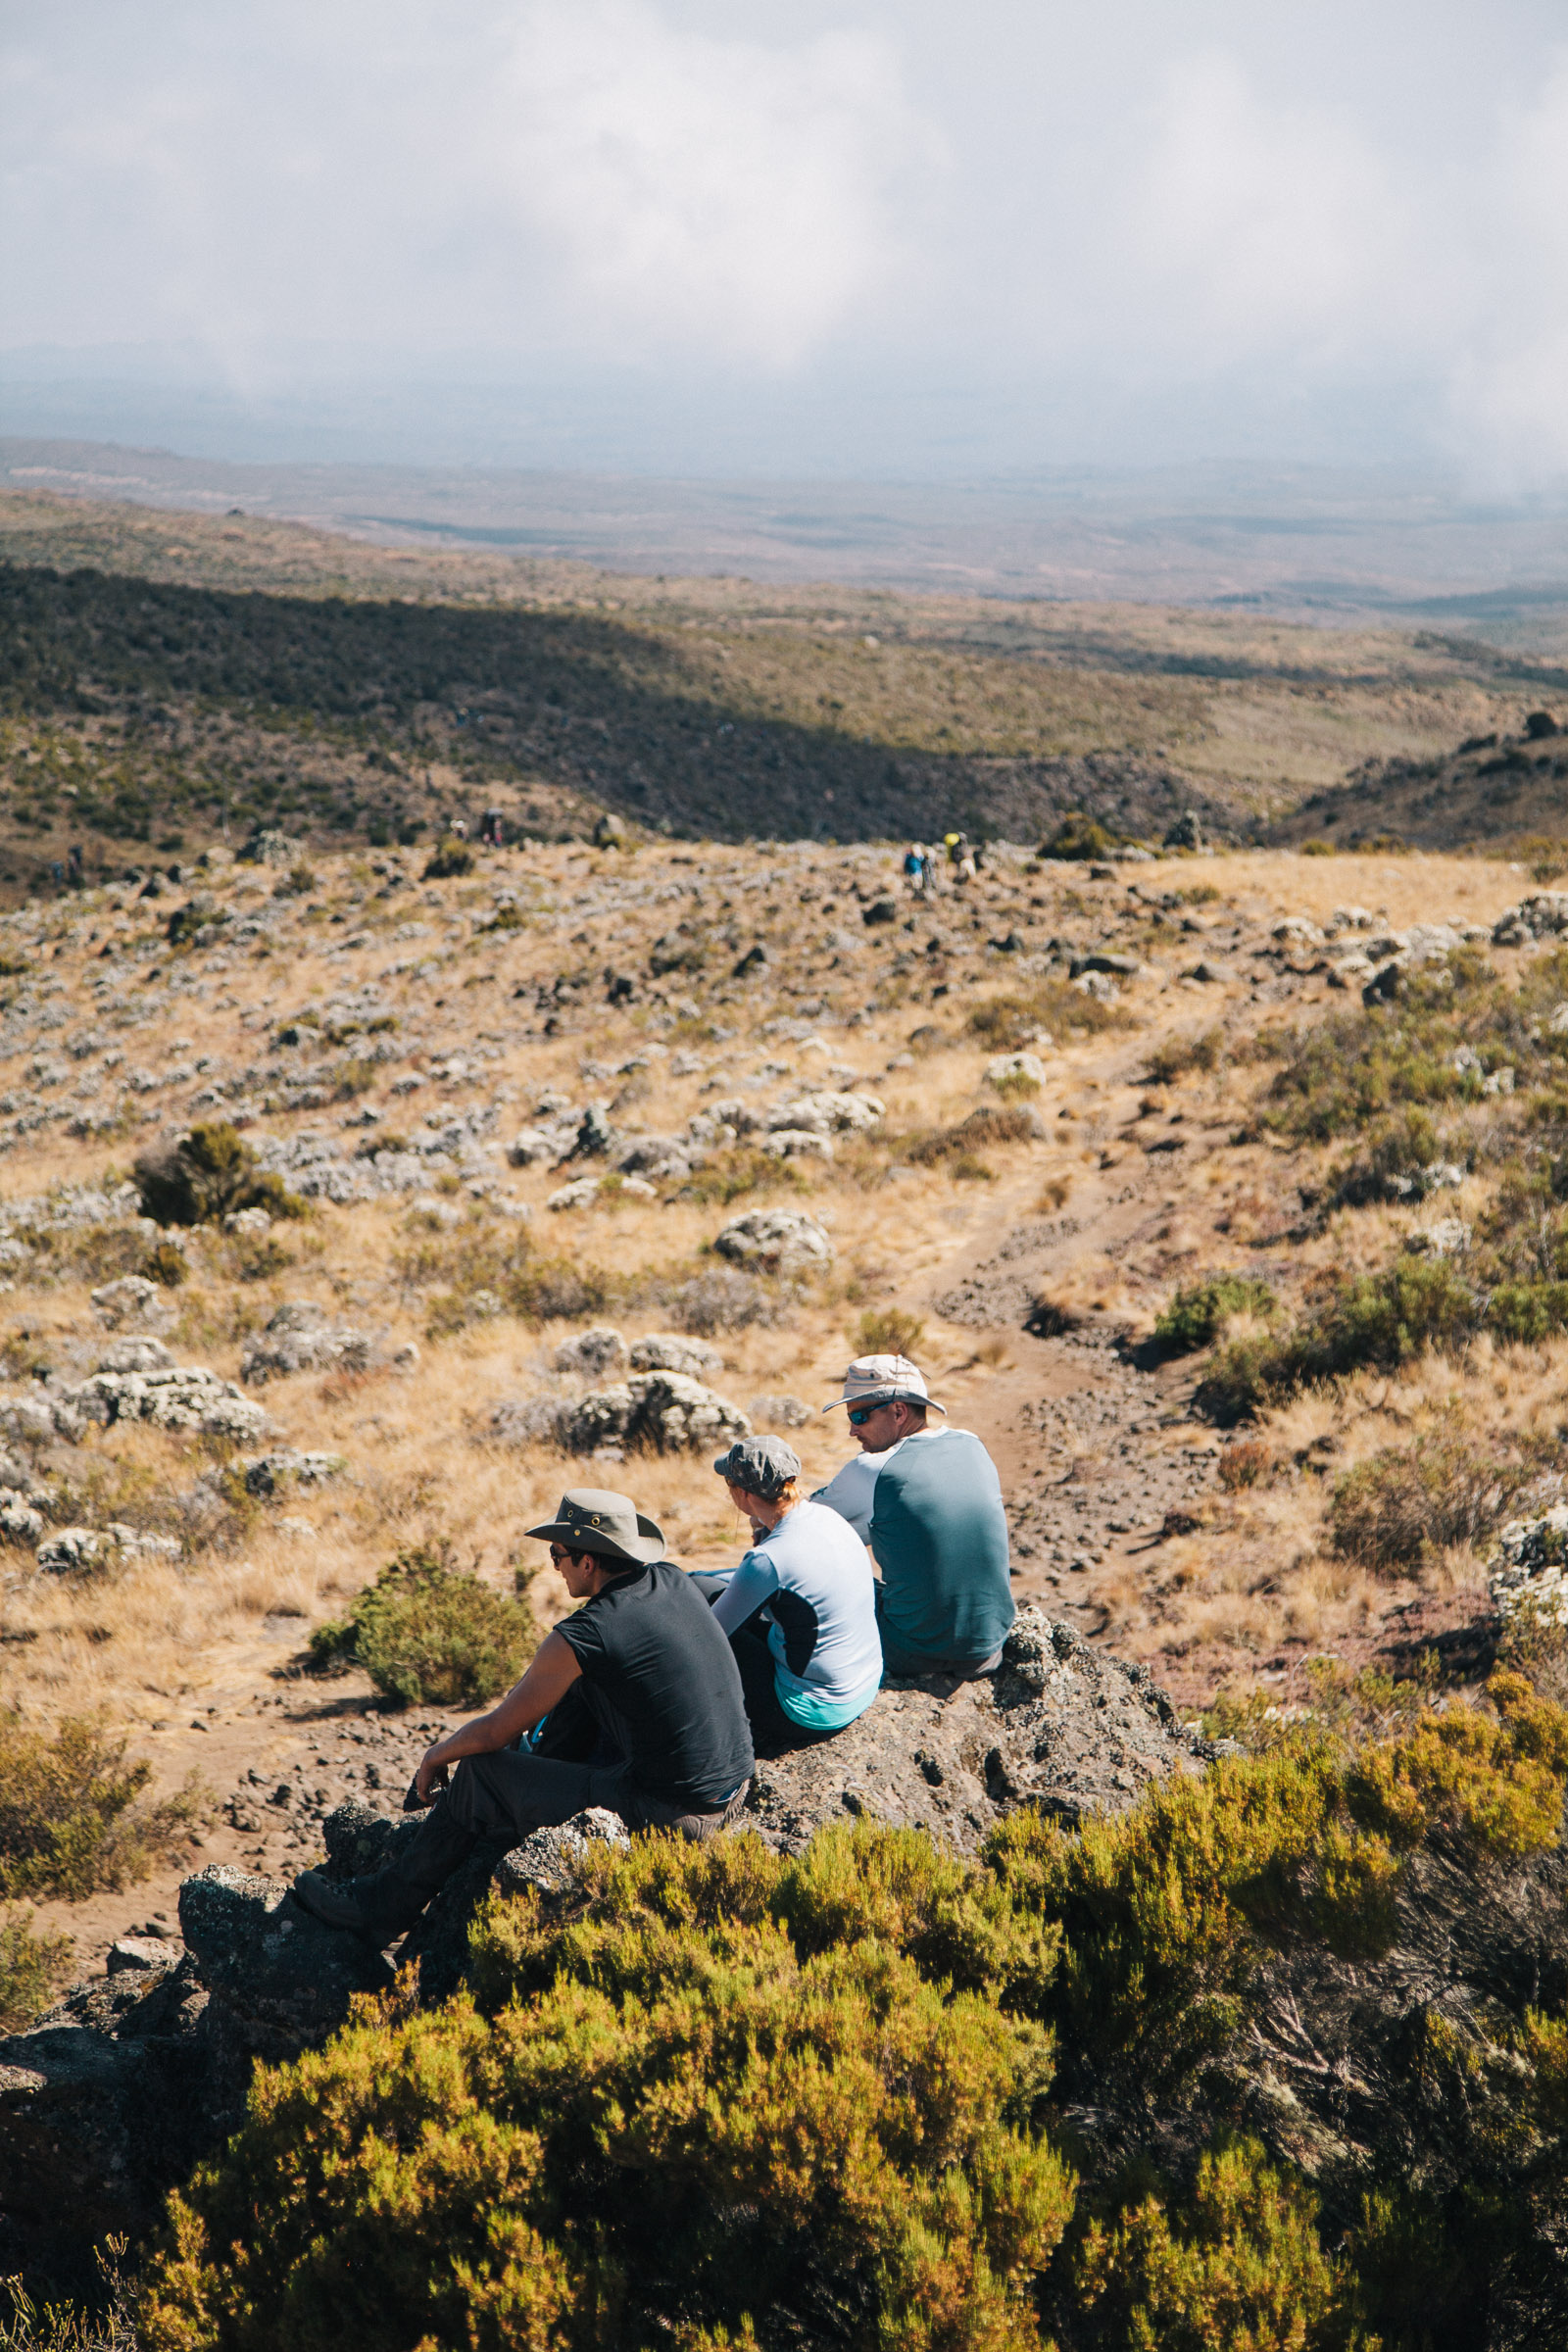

{"left": 847, "top": 1401, "right": 891, "bottom": 1427}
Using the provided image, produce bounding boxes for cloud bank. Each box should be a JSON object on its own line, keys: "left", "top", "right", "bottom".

{"left": 4, "top": 1, "right": 1568, "bottom": 480}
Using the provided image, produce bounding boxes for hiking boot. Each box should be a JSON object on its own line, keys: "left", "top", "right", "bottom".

{"left": 292, "top": 1868, "right": 416, "bottom": 1942}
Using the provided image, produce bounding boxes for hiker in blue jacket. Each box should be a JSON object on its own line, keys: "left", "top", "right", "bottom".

{"left": 814, "top": 1353, "right": 1014, "bottom": 1680}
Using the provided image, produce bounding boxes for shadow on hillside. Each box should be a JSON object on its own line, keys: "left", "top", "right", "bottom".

{"left": 0, "top": 563, "right": 1241, "bottom": 847}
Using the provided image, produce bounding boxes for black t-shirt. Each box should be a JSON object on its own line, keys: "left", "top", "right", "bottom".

{"left": 555, "top": 1559, "right": 755, "bottom": 1806}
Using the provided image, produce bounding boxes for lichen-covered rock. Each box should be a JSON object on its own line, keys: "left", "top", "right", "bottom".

{"left": 761, "top": 1127, "right": 834, "bottom": 1161}
{"left": 629, "top": 1333, "right": 724, "bottom": 1377}
{"left": 177, "top": 1864, "right": 394, "bottom": 2078}
{"left": 748, "top": 1393, "right": 812, "bottom": 1430}
{"left": 1491, "top": 1506, "right": 1568, "bottom": 1625}
{"left": 769, "top": 1093, "right": 883, "bottom": 1136}
{"left": 561, "top": 1372, "right": 750, "bottom": 1454}
{"left": 490, "top": 1396, "right": 570, "bottom": 1446}
{"left": 92, "top": 1337, "right": 174, "bottom": 1375}
{"left": 67, "top": 1364, "right": 270, "bottom": 1440}
{"left": 238, "top": 1447, "right": 348, "bottom": 1496}
{"left": 89, "top": 1274, "right": 174, "bottom": 1331}
{"left": 554, "top": 1326, "right": 629, "bottom": 1377}
{"left": 745, "top": 1608, "right": 1200, "bottom": 1856}
{"left": 1494, "top": 892, "right": 1568, "bottom": 945}
{"left": 713, "top": 1206, "right": 833, "bottom": 1274}
{"left": 240, "top": 1300, "right": 378, "bottom": 1385}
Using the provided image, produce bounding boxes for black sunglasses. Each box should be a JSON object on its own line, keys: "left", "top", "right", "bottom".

{"left": 847, "top": 1402, "right": 892, "bottom": 1427}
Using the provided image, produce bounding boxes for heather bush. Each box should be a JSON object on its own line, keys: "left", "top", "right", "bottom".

{"left": 140, "top": 1829, "right": 1076, "bottom": 2352}
{"left": 308, "top": 1544, "right": 535, "bottom": 1708}
{"left": 1196, "top": 1257, "right": 1480, "bottom": 1422}
{"left": 853, "top": 1305, "right": 926, "bottom": 1356}
{"left": 0, "top": 1712, "right": 202, "bottom": 1901}
{"left": 1066, "top": 2134, "right": 1350, "bottom": 2352}
{"left": 1145, "top": 1026, "right": 1224, "bottom": 1086}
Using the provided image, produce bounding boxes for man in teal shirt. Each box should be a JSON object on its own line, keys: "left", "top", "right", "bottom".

{"left": 815, "top": 1353, "right": 1014, "bottom": 1679}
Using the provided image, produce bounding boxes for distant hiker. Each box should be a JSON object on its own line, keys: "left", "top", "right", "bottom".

{"left": 67, "top": 845, "right": 83, "bottom": 884}
{"left": 449, "top": 816, "right": 468, "bottom": 840}
{"left": 921, "top": 846, "right": 938, "bottom": 893}
{"left": 814, "top": 1355, "right": 1014, "bottom": 1682}
{"left": 293, "top": 1490, "right": 755, "bottom": 1943}
{"left": 903, "top": 843, "right": 925, "bottom": 895}
{"left": 479, "top": 808, "right": 506, "bottom": 848}
{"left": 695, "top": 1436, "right": 881, "bottom": 1754}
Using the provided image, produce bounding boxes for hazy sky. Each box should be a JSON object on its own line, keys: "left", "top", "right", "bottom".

{"left": 5, "top": 1, "right": 1568, "bottom": 480}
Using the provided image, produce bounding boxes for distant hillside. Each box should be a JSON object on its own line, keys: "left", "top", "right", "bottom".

{"left": 1272, "top": 709, "right": 1568, "bottom": 854}
{"left": 1, "top": 484, "right": 1563, "bottom": 884}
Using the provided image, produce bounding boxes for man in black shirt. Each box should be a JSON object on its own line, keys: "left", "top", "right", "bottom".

{"left": 293, "top": 1489, "right": 755, "bottom": 1943}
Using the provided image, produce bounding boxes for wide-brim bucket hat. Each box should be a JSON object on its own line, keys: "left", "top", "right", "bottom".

{"left": 823, "top": 1353, "right": 948, "bottom": 1415}
{"left": 524, "top": 1488, "right": 665, "bottom": 1565}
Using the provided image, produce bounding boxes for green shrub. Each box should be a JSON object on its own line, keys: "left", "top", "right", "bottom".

{"left": 1485, "top": 1278, "right": 1568, "bottom": 1344}
{"left": 140, "top": 1827, "right": 1076, "bottom": 2352}
{"left": 308, "top": 1545, "right": 535, "bottom": 1708}
{"left": 0, "top": 1712, "right": 203, "bottom": 1901}
{"left": 1197, "top": 1257, "right": 1480, "bottom": 1422}
{"left": 673, "top": 1146, "right": 808, "bottom": 1206}
{"left": 0, "top": 1903, "right": 73, "bottom": 2032}
{"left": 1328, "top": 1105, "right": 1447, "bottom": 1206}
{"left": 422, "top": 840, "right": 473, "bottom": 878}
{"left": 132, "top": 1124, "right": 303, "bottom": 1229}
{"left": 1067, "top": 2134, "right": 1350, "bottom": 2352}
{"left": 1039, "top": 810, "right": 1119, "bottom": 860}
{"left": 1346, "top": 1670, "right": 1568, "bottom": 1859}
{"left": 853, "top": 1306, "right": 926, "bottom": 1357}
{"left": 1153, "top": 1274, "right": 1275, "bottom": 1352}
{"left": 1328, "top": 1438, "right": 1529, "bottom": 1571}
{"left": 391, "top": 1221, "right": 614, "bottom": 1329}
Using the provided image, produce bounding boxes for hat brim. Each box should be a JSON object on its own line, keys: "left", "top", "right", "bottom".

{"left": 823, "top": 1391, "right": 947, "bottom": 1416}
{"left": 523, "top": 1512, "right": 665, "bottom": 1565}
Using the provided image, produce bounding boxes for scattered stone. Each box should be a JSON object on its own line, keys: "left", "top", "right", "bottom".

{"left": 489, "top": 1396, "right": 569, "bottom": 1446}
{"left": 68, "top": 1365, "right": 270, "bottom": 1441}
{"left": 1494, "top": 893, "right": 1568, "bottom": 945}
{"left": 713, "top": 1207, "right": 833, "bottom": 1275}
{"left": 761, "top": 1128, "right": 835, "bottom": 1161}
{"left": 860, "top": 897, "right": 900, "bottom": 926}
{"left": 548, "top": 1175, "right": 606, "bottom": 1212}
{"left": 1404, "top": 1218, "right": 1472, "bottom": 1257}
{"left": 238, "top": 1448, "right": 348, "bottom": 1497}
{"left": 768, "top": 1092, "right": 884, "bottom": 1135}
{"left": 1163, "top": 811, "right": 1206, "bottom": 852}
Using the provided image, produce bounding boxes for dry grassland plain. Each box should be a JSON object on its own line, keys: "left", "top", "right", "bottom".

{"left": 3, "top": 488, "right": 1567, "bottom": 1987}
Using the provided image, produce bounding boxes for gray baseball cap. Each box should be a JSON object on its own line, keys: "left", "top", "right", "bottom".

{"left": 712, "top": 1435, "right": 802, "bottom": 1499}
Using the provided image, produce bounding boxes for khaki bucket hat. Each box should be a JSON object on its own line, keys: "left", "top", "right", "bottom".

{"left": 524, "top": 1488, "right": 666, "bottom": 1565}
{"left": 823, "top": 1353, "right": 948, "bottom": 1415}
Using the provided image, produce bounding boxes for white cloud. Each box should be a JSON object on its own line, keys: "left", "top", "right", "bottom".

{"left": 493, "top": 4, "right": 939, "bottom": 369}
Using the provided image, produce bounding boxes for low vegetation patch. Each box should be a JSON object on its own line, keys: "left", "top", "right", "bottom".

{"left": 1328, "top": 1434, "right": 1532, "bottom": 1572}
{"left": 0, "top": 1903, "right": 73, "bottom": 2033}
{"left": 1153, "top": 1273, "right": 1276, "bottom": 1352}
{"left": 968, "top": 982, "right": 1125, "bottom": 1053}
{"left": 308, "top": 1544, "right": 535, "bottom": 1708}
{"left": 853, "top": 1305, "right": 926, "bottom": 1355}
{"left": 1196, "top": 1256, "right": 1481, "bottom": 1421}
{"left": 0, "top": 1713, "right": 202, "bottom": 1901}
{"left": 137, "top": 1678, "right": 1568, "bottom": 2349}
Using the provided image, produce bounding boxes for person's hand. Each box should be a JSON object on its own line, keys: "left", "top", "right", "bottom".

{"left": 415, "top": 1746, "right": 450, "bottom": 1801}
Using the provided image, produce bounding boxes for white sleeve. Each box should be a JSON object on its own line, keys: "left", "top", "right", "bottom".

{"left": 811, "top": 1449, "right": 885, "bottom": 1544}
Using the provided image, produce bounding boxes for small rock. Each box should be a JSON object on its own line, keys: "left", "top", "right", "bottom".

{"left": 984, "top": 1052, "right": 1047, "bottom": 1091}
{"left": 628, "top": 1333, "right": 724, "bottom": 1377}
{"left": 554, "top": 1326, "right": 630, "bottom": 1378}
{"left": 713, "top": 1206, "right": 833, "bottom": 1275}
{"left": 748, "top": 1394, "right": 812, "bottom": 1430}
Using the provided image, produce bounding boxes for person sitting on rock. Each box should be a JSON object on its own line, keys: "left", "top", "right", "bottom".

{"left": 293, "top": 1488, "right": 755, "bottom": 1943}
{"left": 814, "top": 1354, "right": 1014, "bottom": 1682}
{"left": 695, "top": 1435, "right": 882, "bottom": 1754}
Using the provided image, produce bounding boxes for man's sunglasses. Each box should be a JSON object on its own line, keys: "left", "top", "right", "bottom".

{"left": 847, "top": 1402, "right": 892, "bottom": 1427}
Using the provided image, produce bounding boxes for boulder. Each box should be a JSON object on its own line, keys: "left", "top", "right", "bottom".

{"left": 1494, "top": 893, "right": 1568, "bottom": 945}
{"left": 489, "top": 1396, "right": 570, "bottom": 1446}
{"left": 547, "top": 1176, "right": 605, "bottom": 1212}
{"left": 92, "top": 1337, "right": 173, "bottom": 1375}
{"left": 68, "top": 1364, "right": 270, "bottom": 1440}
{"left": 1491, "top": 1508, "right": 1568, "bottom": 1627}
{"left": 554, "top": 1326, "right": 629, "bottom": 1378}
{"left": 748, "top": 1394, "right": 812, "bottom": 1430}
{"left": 769, "top": 1093, "right": 884, "bottom": 1136}
{"left": 238, "top": 1447, "right": 348, "bottom": 1496}
{"left": 761, "top": 1128, "right": 834, "bottom": 1161}
{"left": 613, "top": 1135, "right": 696, "bottom": 1180}
{"left": 89, "top": 1275, "right": 173, "bottom": 1332}
{"left": 177, "top": 1864, "right": 394, "bottom": 2088}
{"left": 713, "top": 1207, "right": 833, "bottom": 1275}
{"left": 747, "top": 1608, "right": 1200, "bottom": 1856}
{"left": 984, "top": 1052, "right": 1047, "bottom": 1092}
{"left": 629, "top": 1333, "right": 724, "bottom": 1377}
{"left": 240, "top": 1301, "right": 377, "bottom": 1386}
{"left": 1163, "top": 810, "right": 1206, "bottom": 851}
{"left": 562, "top": 1372, "right": 751, "bottom": 1455}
